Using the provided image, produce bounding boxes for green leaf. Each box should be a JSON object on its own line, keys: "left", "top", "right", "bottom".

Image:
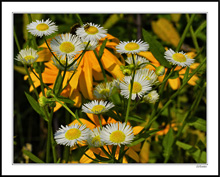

{"left": 99, "top": 38, "right": 107, "bottom": 58}
{"left": 128, "top": 115, "right": 145, "bottom": 123}
{"left": 24, "top": 92, "right": 44, "bottom": 117}
{"left": 56, "top": 96, "right": 75, "bottom": 105}
{"left": 56, "top": 158, "right": 61, "bottom": 163}
{"left": 176, "top": 141, "right": 206, "bottom": 163}
{"left": 142, "top": 29, "right": 172, "bottom": 68}
{"left": 169, "top": 71, "right": 179, "bottom": 79}
{"left": 53, "top": 71, "right": 63, "bottom": 95}
{"left": 187, "top": 117, "right": 206, "bottom": 132}
{"left": 23, "top": 150, "right": 44, "bottom": 163}
{"left": 127, "top": 129, "right": 161, "bottom": 147}
{"left": 162, "top": 128, "right": 174, "bottom": 162}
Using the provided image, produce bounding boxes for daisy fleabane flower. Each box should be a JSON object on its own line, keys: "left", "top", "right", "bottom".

{"left": 100, "top": 122, "right": 134, "bottom": 147}
{"left": 27, "top": 19, "right": 58, "bottom": 37}
{"left": 76, "top": 22, "right": 107, "bottom": 41}
{"left": 136, "top": 68, "right": 159, "bottom": 85}
{"left": 116, "top": 39, "right": 149, "bottom": 54}
{"left": 54, "top": 123, "right": 90, "bottom": 147}
{"left": 51, "top": 55, "right": 78, "bottom": 71}
{"left": 82, "top": 100, "right": 115, "bottom": 114}
{"left": 15, "top": 48, "right": 38, "bottom": 65}
{"left": 126, "top": 54, "right": 149, "bottom": 68}
{"left": 50, "top": 33, "right": 84, "bottom": 58}
{"left": 164, "top": 48, "right": 195, "bottom": 67}
{"left": 143, "top": 90, "right": 159, "bottom": 104}
{"left": 93, "top": 82, "right": 114, "bottom": 99}
{"left": 119, "top": 72, "right": 152, "bottom": 100}
{"left": 87, "top": 127, "right": 104, "bottom": 147}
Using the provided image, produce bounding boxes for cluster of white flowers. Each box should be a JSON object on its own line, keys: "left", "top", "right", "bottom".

{"left": 54, "top": 121, "right": 134, "bottom": 148}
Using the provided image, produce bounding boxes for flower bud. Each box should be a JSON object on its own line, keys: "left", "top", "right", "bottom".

{"left": 155, "top": 66, "right": 165, "bottom": 76}
{"left": 128, "top": 64, "right": 135, "bottom": 70}
{"left": 120, "top": 65, "right": 125, "bottom": 71}
{"left": 122, "top": 68, "right": 132, "bottom": 76}
{"left": 46, "top": 90, "right": 53, "bottom": 97}
{"left": 38, "top": 96, "right": 49, "bottom": 107}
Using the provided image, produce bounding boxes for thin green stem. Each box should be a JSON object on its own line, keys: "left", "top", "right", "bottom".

{"left": 51, "top": 128, "right": 57, "bottom": 163}
{"left": 75, "top": 14, "right": 83, "bottom": 26}
{"left": 98, "top": 114, "right": 103, "bottom": 129}
{"left": 46, "top": 108, "right": 54, "bottom": 163}
{"left": 24, "top": 64, "right": 39, "bottom": 98}
{"left": 14, "top": 28, "right": 21, "bottom": 51}
{"left": 176, "top": 14, "right": 196, "bottom": 51}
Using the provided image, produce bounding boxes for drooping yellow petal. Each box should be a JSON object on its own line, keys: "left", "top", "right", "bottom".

{"left": 69, "top": 118, "right": 96, "bottom": 130}
{"left": 168, "top": 78, "right": 181, "bottom": 90}
{"left": 69, "top": 89, "right": 82, "bottom": 108}
{"left": 139, "top": 140, "right": 150, "bottom": 163}
{"left": 133, "top": 126, "right": 144, "bottom": 135}
{"left": 126, "top": 148, "right": 140, "bottom": 162}
{"left": 86, "top": 113, "right": 106, "bottom": 126}
{"left": 151, "top": 18, "right": 180, "bottom": 47}
{"left": 138, "top": 51, "right": 160, "bottom": 64}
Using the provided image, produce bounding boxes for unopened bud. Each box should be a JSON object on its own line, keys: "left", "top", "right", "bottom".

{"left": 143, "top": 90, "right": 159, "bottom": 104}
{"left": 38, "top": 96, "right": 49, "bottom": 107}
{"left": 155, "top": 66, "right": 165, "bottom": 76}
{"left": 46, "top": 90, "right": 53, "bottom": 97}
{"left": 128, "top": 64, "right": 135, "bottom": 70}
{"left": 122, "top": 68, "right": 132, "bottom": 76}
{"left": 120, "top": 65, "right": 125, "bottom": 71}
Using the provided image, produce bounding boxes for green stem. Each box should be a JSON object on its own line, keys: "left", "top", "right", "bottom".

{"left": 98, "top": 114, "right": 103, "bottom": 129}
{"left": 75, "top": 14, "right": 83, "bottom": 26}
{"left": 24, "top": 64, "right": 39, "bottom": 98}
{"left": 51, "top": 128, "right": 57, "bottom": 163}
{"left": 46, "top": 108, "right": 54, "bottom": 163}
{"left": 125, "top": 54, "right": 136, "bottom": 124}
{"left": 176, "top": 14, "right": 196, "bottom": 51}
{"left": 14, "top": 28, "right": 21, "bottom": 51}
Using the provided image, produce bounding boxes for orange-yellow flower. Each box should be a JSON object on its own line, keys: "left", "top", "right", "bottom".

{"left": 138, "top": 51, "right": 200, "bottom": 90}
{"left": 24, "top": 34, "right": 124, "bottom": 108}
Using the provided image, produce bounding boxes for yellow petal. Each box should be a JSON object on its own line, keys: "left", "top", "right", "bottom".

{"left": 133, "top": 126, "right": 144, "bottom": 135}
{"left": 139, "top": 140, "right": 150, "bottom": 163}
{"left": 69, "top": 118, "right": 96, "bottom": 129}
{"left": 79, "top": 149, "right": 95, "bottom": 163}
{"left": 168, "top": 78, "right": 181, "bottom": 90}
{"left": 86, "top": 113, "right": 106, "bottom": 126}
{"left": 151, "top": 18, "right": 180, "bottom": 47}
{"left": 126, "top": 148, "right": 140, "bottom": 162}
{"left": 69, "top": 89, "right": 82, "bottom": 108}
{"left": 138, "top": 51, "right": 160, "bottom": 64}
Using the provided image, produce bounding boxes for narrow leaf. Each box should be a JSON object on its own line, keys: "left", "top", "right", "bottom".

{"left": 142, "top": 29, "right": 172, "bottom": 68}
{"left": 187, "top": 117, "right": 206, "bottom": 132}
{"left": 56, "top": 96, "right": 75, "bottom": 105}
{"left": 93, "top": 152, "right": 111, "bottom": 161}
{"left": 23, "top": 150, "right": 44, "bottom": 163}
{"left": 24, "top": 92, "right": 43, "bottom": 116}
{"left": 182, "top": 66, "right": 190, "bottom": 84}
{"left": 128, "top": 115, "right": 145, "bottom": 123}
{"left": 162, "top": 128, "right": 174, "bottom": 161}
{"left": 99, "top": 38, "right": 107, "bottom": 58}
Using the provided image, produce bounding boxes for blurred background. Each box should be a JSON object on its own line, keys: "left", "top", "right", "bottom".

{"left": 14, "top": 13, "right": 206, "bottom": 163}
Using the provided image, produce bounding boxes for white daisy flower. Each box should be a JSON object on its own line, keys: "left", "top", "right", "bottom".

{"left": 82, "top": 100, "right": 115, "bottom": 114}
{"left": 164, "top": 48, "right": 195, "bottom": 67}
{"left": 143, "top": 90, "right": 159, "bottom": 104}
{"left": 119, "top": 72, "right": 152, "bottom": 100}
{"left": 136, "top": 68, "right": 159, "bottom": 85}
{"left": 93, "top": 82, "right": 114, "bottom": 99}
{"left": 51, "top": 55, "right": 78, "bottom": 71}
{"left": 50, "top": 33, "right": 84, "bottom": 58}
{"left": 54, "top": 123, "right": 90, "bottom": 147}
{"left": 87, "top": 127, "right": 104, "bottom": 147}
{"left": 76, "top": 22, "right": 107, "bottom": 41}
{"left": 26, "top": 19, "right": 58, "bottom": 38}
{"left": 116, "top": 39, "right": 149, "bottom": 54}
{"left": 81, "top": 38, "right": 99, "bottom": 51}
{"left": 100, "top": 122, "right": 134, "bottom": 147}
{"left": 15, "top": 48, "right": 38, "bottom": 65}
{"left": 126, "top": 54, "right": 149, "bottom": 68}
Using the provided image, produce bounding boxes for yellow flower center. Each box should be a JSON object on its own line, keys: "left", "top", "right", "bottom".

{"left": 99, "top": 89, "right": 110, "bottom": 95}
{"left": 109, "top": 130, "right": 126, "bottom": 143}
{"left": 59, "top": 42, "right": 75, "bottom": 53}
{"left": 129, "top": 82, "right": 142, "bottom": 93}
{"left": 85, "top": 26, "right": 98, "bottom": 34}
{"left": 24, "top": 55, "right": 35, "bottom": 61}
{"left": 125, "top": 42, "right": 140, "bottom": 51}
{"left": 91, "top": 135, "right": 101, "bottom": 146}
{"left": 91, "top": 105, "right": 105, "bottom": 113}
{"left": 36, "top": 23, "right": 49, "bottom": 31}
{"left": 172, "top": 53, "right": 186, "bottom": 62}
{"left": 148, "top": 93, "right": 152, "bottom": 99}
{"left": 65, "top": 128, "right": 81, "bottom": 140}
